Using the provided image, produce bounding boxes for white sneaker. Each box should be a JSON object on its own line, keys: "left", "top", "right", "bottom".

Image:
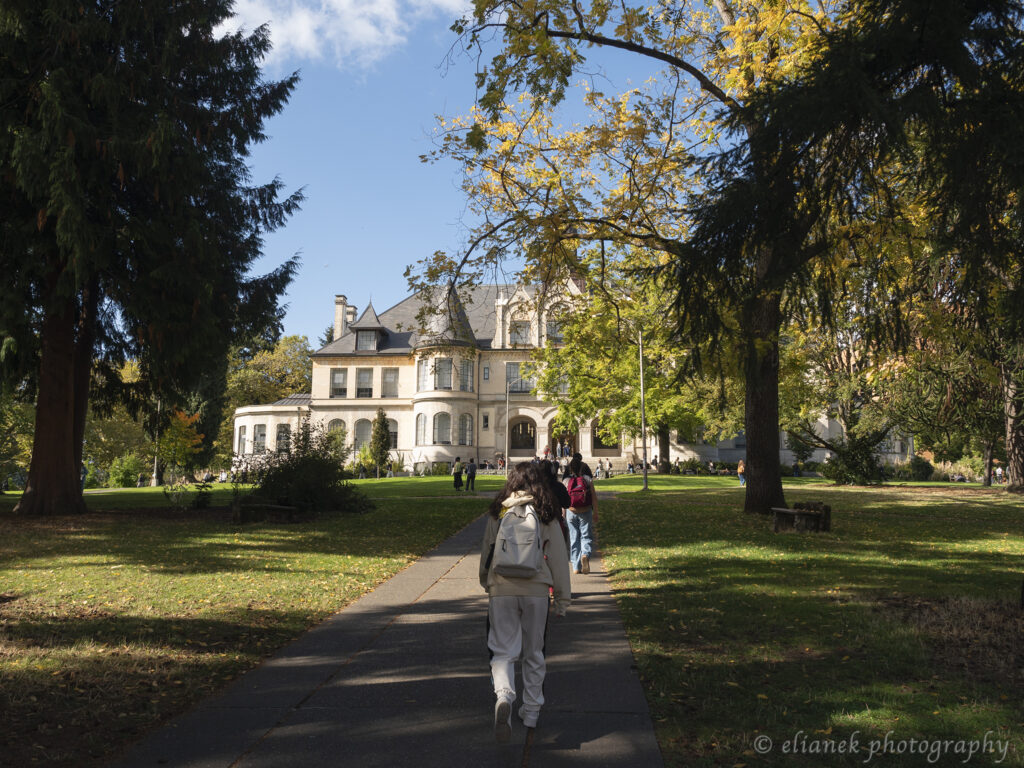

{"left": 517, "top": 706, "right": 538, "bottom": 728}
{"left": 494, "top": 698, "right": 512, "bottom": 743}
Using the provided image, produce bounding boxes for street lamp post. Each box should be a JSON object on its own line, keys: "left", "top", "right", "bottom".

{"left": 639, "top": 329, "right": 649, "bottom": 491}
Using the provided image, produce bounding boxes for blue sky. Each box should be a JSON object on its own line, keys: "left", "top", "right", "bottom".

{"left": 227, "top": 0, "right": 654, "bottom": 348}
{"left": 227, "top": 0, "right": 486, "bottom": 347}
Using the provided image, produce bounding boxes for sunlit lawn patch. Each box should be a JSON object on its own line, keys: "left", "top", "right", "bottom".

{"left": 0, "top": 482, "right": 485, "bottom": 767}
{"left": 600, "top": 478, "right": 1024, "bottom": 767}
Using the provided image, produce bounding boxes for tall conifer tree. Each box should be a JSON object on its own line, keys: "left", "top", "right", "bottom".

{"left": 0, "top": 0, "right": 302, "bottom": 514}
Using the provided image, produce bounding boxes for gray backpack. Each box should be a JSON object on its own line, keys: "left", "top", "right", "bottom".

{"left": 493, "top": 504, "right": 544, "bottom": 578}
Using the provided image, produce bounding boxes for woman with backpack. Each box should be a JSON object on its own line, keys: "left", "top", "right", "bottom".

{"left": 480, "top": 462, "right": 571, "bottom": 741}
{"left": 563, "top": 455, "right": 598, "bottom": 575}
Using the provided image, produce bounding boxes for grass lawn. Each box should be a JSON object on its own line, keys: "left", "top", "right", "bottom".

{"left": 600, "top": 476, "right": 1024, "bottom": 767}
{"left": 0, "top": 478, "right": 487, "bottom": 767}
{"left": 2, "top": 475, "right": 1022, "bottom": 767}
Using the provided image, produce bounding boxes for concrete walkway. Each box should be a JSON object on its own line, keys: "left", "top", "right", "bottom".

{"left": 111, "top": 514, "right": 664, "bottom": 768}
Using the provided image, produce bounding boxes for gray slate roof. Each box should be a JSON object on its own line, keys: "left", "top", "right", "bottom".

{"left": 272, "top": 393, "right": 312, "bottom": 406}
{"left": 314, "top": 285, "right": 520, "bottom": 357}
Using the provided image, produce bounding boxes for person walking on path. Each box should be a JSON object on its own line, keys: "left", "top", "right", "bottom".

{"left": 465, "top": 457, "right": 477, "bottom": 491}
{"left": 737, "top": 458, "right": 746, "bottom": 487}
{"left": 563, "top": 455, "right": 597, "bottom": 575}
{"left": 480, "top": 462, "right": 571, "bottom": 742}
{"left": 452, "top": 457, "right": 463, "bottom": 491}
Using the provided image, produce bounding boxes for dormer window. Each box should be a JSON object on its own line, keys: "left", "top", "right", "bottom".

{"left": 356, "top": 331, "right": 377, "bottom": 351}
{"left": 510, "top": 321, "right": 530, "bottom": 346}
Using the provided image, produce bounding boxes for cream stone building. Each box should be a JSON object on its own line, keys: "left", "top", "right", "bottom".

{"left": 232, "top": 284, "right": 910, "bottom": 472}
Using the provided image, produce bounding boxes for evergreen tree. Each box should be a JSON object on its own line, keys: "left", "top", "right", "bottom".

{"left": 0, "top": 1, "right": 302, "bottom": 514}
{"left": 369, "top": 408, "right": 392, "bottom": 479}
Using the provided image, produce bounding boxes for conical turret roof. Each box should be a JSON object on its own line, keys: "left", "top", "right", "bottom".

{"left": 420, "top": 289, "right": 475, "bottom": 347}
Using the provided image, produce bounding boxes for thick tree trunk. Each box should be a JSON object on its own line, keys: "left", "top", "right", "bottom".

{"left": 742, "top": 293, "right": 787, "bottom": 514}
{"left": 657, "top": 426, "right": 671, "bottom": 473}
{"left": 15, "top": 295, "right": 88, "bottom": 516}
{"left": 1002, "top": 362, "right": 1024, "bottom": 491}
{"left": 72, "top": 278, "right": 99, "bottom": 470}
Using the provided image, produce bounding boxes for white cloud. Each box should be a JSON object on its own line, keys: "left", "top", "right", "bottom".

{"left": 225, "top": 0, "right": 471, "bottom": 70}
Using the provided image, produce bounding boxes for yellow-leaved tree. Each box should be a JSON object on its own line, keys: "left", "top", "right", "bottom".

{"left": 413, "top": 0, "right": 855, "bottom": 513}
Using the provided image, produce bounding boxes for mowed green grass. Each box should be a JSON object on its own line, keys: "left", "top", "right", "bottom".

{"left": 0, "top": 479, "right": 487, "bottom": 767}
{"left": 599, "top": 477, "right": 1024, "bottom": 767}
{"left": 2, "top": 475, "right": 1022, "bottom": 767}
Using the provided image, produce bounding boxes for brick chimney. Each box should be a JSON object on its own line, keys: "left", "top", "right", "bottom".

{"left": 334, "top": 295, "right": 348, "bottom": 341}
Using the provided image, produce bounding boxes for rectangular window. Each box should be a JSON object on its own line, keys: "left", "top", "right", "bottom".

{"left": 483, "top": 413, "right": 490, "bottom": 430}
{"left": 483, "top": 365, "right": 489, "bottom": 381}
{"left": 510, "top": 321, "right": 530, "bottom": 346}
{"left": 459, "top": 359, "right": 474, "bottom": 392}
{"left": 237, "top": 425, "right": 247, "bottom": 454}
{"left": 253, "top": 424, "right": 267, "bottom": 453}
{"left": 382, "top": 367, "right": 399, "bottom": 398}
{"left": 330, "top": 368, "right": 347, "bottom": 398}
{"left": 356, "top": 331, "right": 376, "bottom": 351}
{"left": 435, "top": 358, "right": 453, "bottom": 390}
{"left": 557, "top": 375, "right": 569, "bottom": 395}
{"left": 546, "top": 320, "right": 563, "bottom": 344}
{"left": 417, "top": 359, "right": 430, "bottom": 391}
{"left": 506, "top": 362, "right": 533, "bottom": 393}
{"left": 356, "top": 368, "right": 373, "bottom": 398}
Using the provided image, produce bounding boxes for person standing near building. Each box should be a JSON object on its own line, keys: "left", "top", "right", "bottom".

{"left": 452, "top": 457, "right": 463, "bottom": 491}
{"left": 737, "top": 458, "right": 746, "bottom": 486}
{"left": 480, "top": 462, "right": 570, "bottom": 740}
{"left": 465, "top": 457, "right": 477, "bottom": 491}
{"left": 563, "top": 455, "right": 597, "bottom": 575}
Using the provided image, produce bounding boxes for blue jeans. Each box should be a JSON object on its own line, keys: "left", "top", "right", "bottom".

{"left": 566, "top": 509, "right": 594, "bottom": 572}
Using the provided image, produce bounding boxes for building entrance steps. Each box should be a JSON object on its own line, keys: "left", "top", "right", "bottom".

{"left": 111, "top": 514, "right": 664, "bottom": 768}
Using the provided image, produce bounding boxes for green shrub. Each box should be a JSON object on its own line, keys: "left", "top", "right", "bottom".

{"left": 248, "top": 419, "right": 373, "bottom": 515}
{"left": 430, "top": 462, "right": 451, "bottom": 476}
{"left": 108, "top": 453, "right": 146, "bottom": 488}
{"left": 908, "top": 455, "right": 934, "bottom": 481}
{"left": 820, "top": 439, "right": 885, "bottom": 485}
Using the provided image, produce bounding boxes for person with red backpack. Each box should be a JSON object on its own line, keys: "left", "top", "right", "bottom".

{"left": 563, "top": 454, "right": 597, "bottom": 575}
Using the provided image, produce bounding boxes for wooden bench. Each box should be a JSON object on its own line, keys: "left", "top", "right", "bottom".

{"left": 771, "top": 504, "right": 831, "bottom": 533}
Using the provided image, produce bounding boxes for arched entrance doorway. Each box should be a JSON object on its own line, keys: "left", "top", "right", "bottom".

{"left": 509, "top": 417, "right": 537, "bottom": 456}
{"left": 547, "top": 420, "right": 578, "bottom": 459}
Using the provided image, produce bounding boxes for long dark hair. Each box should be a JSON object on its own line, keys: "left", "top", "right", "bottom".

{"left": 489, "top": 462, "right": 561, "bottom": 524}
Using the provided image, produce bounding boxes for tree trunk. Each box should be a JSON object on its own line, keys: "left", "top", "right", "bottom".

{"left": 982, "top": 440, "right": 994, "bottom": 487}
{"left": 657, "top": 426, "right": 671, "bottom": 473}
{"left": 1002, "top": 360, "right": 1024, "bottom": 491}
{"left": 15, "top": 294, "right": 88, "bottom": 516}
{"left": 742, "top": 292, "right": 787, "bottom": 514}
{"left": 72, "top": 278, "right": 99, "bottom": 470}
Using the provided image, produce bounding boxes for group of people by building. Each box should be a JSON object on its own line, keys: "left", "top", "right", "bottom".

{"left": 477, "top": 453, "right": 597, "bottom": 743}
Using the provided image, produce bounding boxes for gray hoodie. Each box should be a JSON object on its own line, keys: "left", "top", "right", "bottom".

{"left": 479, "top": 491, "right": 572, "bottom": 616}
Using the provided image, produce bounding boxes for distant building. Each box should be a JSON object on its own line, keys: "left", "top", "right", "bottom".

{"left": 232, "top": 284, "right": 910, "bottom": 472}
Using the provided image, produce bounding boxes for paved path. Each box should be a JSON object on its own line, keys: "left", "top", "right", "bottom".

{"left": 111, "top": 514, "right": 663, "bottom": 768}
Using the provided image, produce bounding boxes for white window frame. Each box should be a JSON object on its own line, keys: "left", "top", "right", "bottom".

{"left": 381, "top": 367, "right": 399, "bottom": 398}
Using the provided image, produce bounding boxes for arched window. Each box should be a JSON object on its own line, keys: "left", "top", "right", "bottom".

{"left": 416, "top": 414, "right": 427, "bottom": 445}
{"left": 458, "top": 414, "right": 473, "bottom": 446}
{"left": 591, "top": 420, "right": 620, "bottom": 451}
{"left": 510, "top": 420, "right": 536, "bottom": 450}
{"left": 354, "top": 419, "right": 372, "bottom": 450}
{"left": 276, "top": 424, "right": 291, "bottom": 453}
{"left": 387, "top": 419, "right": 399, "bottom": 449}
{"left": 546, "top": 304, "right": 568, "bottom": 344}
{"left": 433, "top": 412, "right": 451, "bottom": 445}
{"left": 327, "top": 419, "right": 346, "bottom": 435}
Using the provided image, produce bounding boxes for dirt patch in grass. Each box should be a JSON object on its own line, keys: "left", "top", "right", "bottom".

{"left": 877, "top": 594, "right": 1024, "bottom": 688}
